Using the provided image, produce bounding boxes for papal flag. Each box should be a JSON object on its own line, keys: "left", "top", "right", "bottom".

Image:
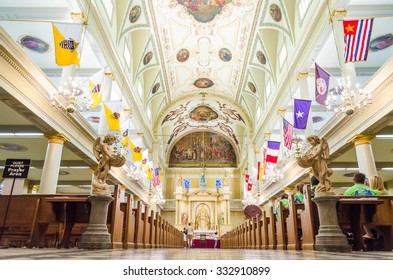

{"left": 120, "top": 117, "right": 131, "bottom": 148}
{"left": 52, "top": 22, "right": 82, "bottom": 66}
{"left": 89, "top": 69, "right": 105, "bottom": 109}
{"left": 103, "top": 100, "right": 121, "bottom": 131}
{"left": 130, "top": 132, "right": 143, "bottom": 162}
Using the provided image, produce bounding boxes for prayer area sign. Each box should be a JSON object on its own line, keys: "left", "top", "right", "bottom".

{"left": 2, "top": 159, "right": 31, "bottom": 178}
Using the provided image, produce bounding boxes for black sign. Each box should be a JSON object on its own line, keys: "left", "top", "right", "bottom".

{"left": 2, "top": 159, "right": 31, "bottom": 178}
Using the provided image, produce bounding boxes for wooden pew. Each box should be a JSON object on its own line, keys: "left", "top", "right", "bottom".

{"left": 123, "top": 194, "right": 136, "bottom": 249}
{"left": 148, "top": 210, "right": 156, "bottom": 248}
{"left": 261, "top": 210, "right": 269, "bottom": 249}
{"left": 267, "top": 205, "right": 277, "bottom": 250}
{"left": 109, "top": 185, "right": 124, "bottom": 249}
{"left": 275, "top": 202, "right": 287, "bottom": 250}
{"left": 286, "top": 194, "right": 304, "bottom": 250}
{"left": 299, "top": 185, "right": 318, "bottom": 250}
{"left": 142, "top": 205, "right": 150, "bottom": 248}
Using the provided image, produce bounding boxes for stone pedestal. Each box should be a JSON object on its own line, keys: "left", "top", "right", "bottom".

{"left": 313, "top": 194, "right": 351, "bottom": 252}
{"left": 79, "top": 195, "right": 113, "bottom": 249}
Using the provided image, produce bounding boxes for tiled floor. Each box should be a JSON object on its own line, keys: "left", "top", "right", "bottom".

{"left": 0, "top": 247, "right": 392, "bottom": 260}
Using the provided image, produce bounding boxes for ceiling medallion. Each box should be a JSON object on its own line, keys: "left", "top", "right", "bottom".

{"left": 0, "top": 143, "right": 28, "bottom": 152}
{"left": 143, "top": 51, "right": 153, "bottom": 65}
{"left": 189, "top": 105, "right": 219, "bottom": 122}
{"left": 129, "top": 5, "right": 142, "bottom": 23}
{"left": 269, "top": 4, "right": 282, "bottom": 22}
{"left": 248, "top": 82, "right": 256, "bottom": 93}
{"left": 177, "top": 48, "right": 190, "bottom": 62}
{"left": 177, "top": 0, "right": 233, "bottom": 23}
{"left": 19, "top": 35, "right": 50, "bottom": 53}
{"left": 256, "top": 51, "right": 266, "bottom": 65}
{"left": 152, "top": 83, "right": 160, "bottom": 94}
{"left": 194, "top": 78, "right": 214, "bottom": 88}
{"left": 218, "top": 48, "right": 232, "bottom": 62}
{"left": 369, "top": 34, "right": 393, "bottom": 52}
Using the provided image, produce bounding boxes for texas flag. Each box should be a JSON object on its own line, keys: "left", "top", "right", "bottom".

{"left": 293, "top": 99, "right": 312, "bottom": 129}
{"left": 265, "top": 141, "right": 280, "bottom": 163}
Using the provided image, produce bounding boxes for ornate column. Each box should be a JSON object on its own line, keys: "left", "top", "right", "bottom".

{"left": 39, "top": 133, "right": 69, "bottom": 194}
{"left": 98, "top": 71, "right": 114, "bottom": 135}
{"left": 348, "top": 134, "right": 377, "bottom": 177}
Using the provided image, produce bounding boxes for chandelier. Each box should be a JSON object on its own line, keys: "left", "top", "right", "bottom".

{"left": 127, "top": 161, "right": 147, "bottom": 181}
{"left": 263, "top": 163, "right": 283, "bottom": 183}
{"left": 326, "top": 76, "right": 371, "bottom": 115}
{"left": 51, "top": 76, "right": 92, "bottom": 113}
{"left": 242, "top": 192, "right": 257, "bottom": 206}
{"left": 292, "top": 135, "right": 308, "bottom": 158}
{"left": 150, "top": 185, "right": 166, "bottom": 206}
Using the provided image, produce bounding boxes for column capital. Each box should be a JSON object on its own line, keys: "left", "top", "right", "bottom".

{"left": 121, "top": 185, "right": 127, "bottom": 191}
{"left": 255, "top": 149, "right": 261, "bottom": 154}
{"left": 348, "top": 134, "right": 376, "bottom": 146}
{"left": 44, "top": 133, "right": 69, "bottom": 144}
{"left": 330, "top": 9, "right": 347, "bottom": 23}
{"left": 284, "top": 187, "right": 293, "bottom": 193}
{"left": 30, "top": 185, "right": 39, "bottom": 192}
{"left": 104, "top": 71, "right": 115, "bottom": 80}
{"left": 277, "top": 108, "right": 286, "bottom": 115}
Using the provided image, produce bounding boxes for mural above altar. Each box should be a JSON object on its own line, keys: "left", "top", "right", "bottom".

{"left": 169, "top": 131, "right": 237, "bottom": 167}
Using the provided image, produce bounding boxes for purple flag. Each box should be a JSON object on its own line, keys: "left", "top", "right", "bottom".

{"left": 294, "top": 99, "right": 312, "bottom": 129}
{"left": 315, "top": 63, "right": 330, "bottom": 105}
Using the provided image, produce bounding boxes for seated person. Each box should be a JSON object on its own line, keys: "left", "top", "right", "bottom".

{"left": 344, "top": 172, "right": 381, "bottom": 196}
{"left": 310, "top": 176, "right": 319, "bottom": 198}
{"left": 293, "top": 183, "right": 304, "bottom": 203}
{"left": 275, "top": 193, "right": 289, "bottom": 220}
{"left": 369, "top": 175, "right": 388, "bottom": 195}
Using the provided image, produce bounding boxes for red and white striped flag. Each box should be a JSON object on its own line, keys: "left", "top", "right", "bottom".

{"left": 343, "top": 19, "right": 374, "bottom": 62}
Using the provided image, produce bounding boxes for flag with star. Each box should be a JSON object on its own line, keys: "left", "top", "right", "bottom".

{"left": 315, "top": 63, "right": 330, "bottom": 105}
{"left": 343, "top": 19, "right": 374, "bottom": 62}
{"left": 293, "top": 99, "right": 312, "bottom": 129}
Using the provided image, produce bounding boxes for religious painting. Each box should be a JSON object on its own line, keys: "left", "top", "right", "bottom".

{"left": 19, "top": 35, "right": 50, "bottom": 53}
{"left": 143, "top": 51, "right": 153, "bottom": 65}
{"left": 248, "top": 82, "right": 256, "bottom": 93}
{"left": 189, "top": 105, "right": 218, "bottom": 121}
{"left": 129, "top": 5, "right": 142, "bottom": 23}
{"left": 269, "top": 4, "right": 282, "bottom": 22}
{"left": 176, "top": 0, "right": 233, "bottom": 23}
{"left": 177, "top": 48, "right": 190, "bottom": 62}
{"left": 194, "top": 78, "right": 214, "bottom": 88}
{"left": 169, "top": 131, "right": 237, "bottom": 167}
{"left": 369, "top": 34, "right": 393, "bottom": 52}
{"left": 152, "top": 83, "right": 160, "bottom": 94}
{"left": 218, "top": 47, "right": 232, "bottom": 62}
{"left": 0, "top": 143, "right": 28, "bottom": 152}
{"left": 256, "top": 51, "right": 266, "bottom": 65}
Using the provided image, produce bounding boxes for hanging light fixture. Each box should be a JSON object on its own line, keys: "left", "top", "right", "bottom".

{"left": 325, "top": 76, "right": 372, "bottom": 115}
{"left": 263, "top": 163, "right": 283, "bottom": 183}
{"left": 242, "top": 192, "right": 257, "bottom": 206}
{"left": 150, "top": 185, "right": 166, "bottom": 206}
{"left": 127, "top": 161, "right": 147, "bottom": 181}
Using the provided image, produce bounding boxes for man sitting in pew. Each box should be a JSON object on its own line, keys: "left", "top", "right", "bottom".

{"left": 344, "top": 173, "right": 381, "bottom": 196}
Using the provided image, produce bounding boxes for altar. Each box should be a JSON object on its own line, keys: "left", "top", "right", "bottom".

{"left": 192, "top": 230, "right": 219, "bottom": 248}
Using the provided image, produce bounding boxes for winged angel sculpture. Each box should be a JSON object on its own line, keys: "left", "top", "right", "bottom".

{"left": 92, "top": 134, "right": 126, "bottom": 195}
{"left": 296, "top": 135, "right": 333, "bottom": 194}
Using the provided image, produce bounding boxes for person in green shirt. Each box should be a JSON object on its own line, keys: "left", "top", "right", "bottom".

{"left": 294, "top": 183, "right": 304, "bottom": 203}
{"left": 344, "top": 172, "right": 381, "bottom": 196}
{"left": 275, "top": 193, "right": 289, "bottom": 220}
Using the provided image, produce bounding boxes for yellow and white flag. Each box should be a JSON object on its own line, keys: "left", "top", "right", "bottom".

{"left": 120, "top": 117, "right": 131, "bottom": 148}
{"left": 103, "top": 100, "right": 121, "bottom": 131}
{"left": 52, "top": 22, "right": 82, "bottom": 66}
{"left": 88, "top": 69, "right": 105, "bottom": 109}
{"left": 130, "top": 133, "right": 143, "bottom": 162}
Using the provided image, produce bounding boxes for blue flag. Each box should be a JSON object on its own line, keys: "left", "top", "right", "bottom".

{"left": 294, "top": 99, "right": 312, "bottom": 129}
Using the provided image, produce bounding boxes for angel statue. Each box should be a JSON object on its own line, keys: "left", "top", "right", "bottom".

{"left": 296, "top": 135, "right": 333, "bottom": 194}
{"left": 92, "top": 134, "right": 126, "bottom": 195}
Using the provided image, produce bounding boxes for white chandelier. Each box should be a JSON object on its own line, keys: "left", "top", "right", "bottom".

{"left": 326, "top": 76, "right": 371, "bottom": 115}
{"left": 263, "top": 163, "right": 283, "bottom": 183}
{"left": 127, "top": 162, "right": 147, "bottom": 181}
{"left": 150, "top": 185, "right": 166, "bottom": 206}
{"left": 242, "top": 192, "right": 257, "bottom": 206}
{"left": 51, "top": 76, "right": 92, "bottom": 113}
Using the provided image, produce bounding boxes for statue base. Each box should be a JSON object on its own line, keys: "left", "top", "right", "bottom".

{"left": 313, "top": 195, "right": 351, "bottom": 252}
{"left": 79, "top": 195, "right": 113, "bottom": 250}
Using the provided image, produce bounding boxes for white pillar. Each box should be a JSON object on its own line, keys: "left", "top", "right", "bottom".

{"left": 98, "top": 71, "right": 114, "bottom": 135}
{"left": 2, "top": 178, "right": 25, "bottom": 195}
{"left": 349, "top": 134, "right": 377, "bottom": 178}
{"left": 39, "top": 134, "right": 68, "bottom": 194}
